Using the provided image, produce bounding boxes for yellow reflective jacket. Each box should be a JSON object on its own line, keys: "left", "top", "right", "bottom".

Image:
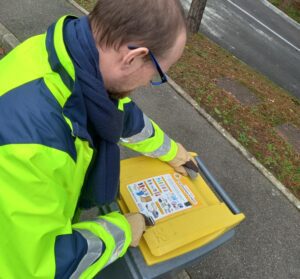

{"left": 0, "top": 15, "right": 177, "bottom": 278}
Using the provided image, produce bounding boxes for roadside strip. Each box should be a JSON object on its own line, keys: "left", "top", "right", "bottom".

{"left": 168, "top": 78, "right": 300, "bottom": 211}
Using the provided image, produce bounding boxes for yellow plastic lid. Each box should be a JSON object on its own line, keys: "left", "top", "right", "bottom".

{"left": 118, "top": 156, "right": 245, "bottom": 265}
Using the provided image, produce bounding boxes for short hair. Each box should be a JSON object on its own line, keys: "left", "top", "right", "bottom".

{"left": 89, "top": 0, "right": 186, "bottom": 59}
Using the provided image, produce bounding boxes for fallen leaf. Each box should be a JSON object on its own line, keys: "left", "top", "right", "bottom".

{"left": 0, "top": 48, "right": 5, "bottom": 55}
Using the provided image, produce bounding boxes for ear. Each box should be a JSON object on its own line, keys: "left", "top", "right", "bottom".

{"left": 121, "top": 47, "right": 149, "bottom": 72}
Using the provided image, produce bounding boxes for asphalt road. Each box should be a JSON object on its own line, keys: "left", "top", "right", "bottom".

{"left": 182, "top": 0, "right": 300, "bottom": 99}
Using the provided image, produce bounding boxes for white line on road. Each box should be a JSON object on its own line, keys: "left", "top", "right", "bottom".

{"left": 226, "top": 0, "right": 300, "bottom": 52}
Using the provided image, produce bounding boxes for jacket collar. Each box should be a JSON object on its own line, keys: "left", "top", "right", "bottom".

{"left": 46, "top": 16, "right": 93, "bottom": 145}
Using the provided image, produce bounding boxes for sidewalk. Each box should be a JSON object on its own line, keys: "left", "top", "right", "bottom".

{"left": 1, "top": 1, "right": 300, "bottom": 278}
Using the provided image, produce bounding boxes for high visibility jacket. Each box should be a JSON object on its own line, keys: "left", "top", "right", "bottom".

{"left": 0, "top": 16, "right": 178, "bottom": 278}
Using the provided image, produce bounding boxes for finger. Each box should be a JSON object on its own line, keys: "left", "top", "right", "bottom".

{"left": 130, "top": 239, "right": 140, "bottom": 247}
{"left": 174, "top": 165, "right": 188, "bottom": 176}
{"left": 176, "top": 143, "right": 189, "bottom": 163}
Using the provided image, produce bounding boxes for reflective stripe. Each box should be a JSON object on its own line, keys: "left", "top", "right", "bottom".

{"left": 70, "top": 229, "right": 104, "bottom": 279}
{"left": 118, "top": 97, "right": 131, "bottom": 111}
{"left": 144, "top": 134, "right": 172, "bottom": 158}
{"left": 120, "top": 114, "right": 153, "bottom": 143}
{"left": 54, "top": 16, "right": 76, "bottom": 81}
{"left": 93, "top": 218, "right": 126, "bottom": 266}
{"left": 158, "top": 139, "right": 178, "bottom": 162}
{"left": 121, "top": 121, "right": 164, "bottom": 153}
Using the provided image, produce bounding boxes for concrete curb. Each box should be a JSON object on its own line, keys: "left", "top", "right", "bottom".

{"left": 168, "top": 78, "right": 300, "bottom": 211}
{"left": 261, "top": 0, "right": 300, "bottom": 30}
{"left": 0, "top": 22, "right": 19, "bottom": 50}
{"left": 68, "top": 0, "right": 89, "bottom": 15}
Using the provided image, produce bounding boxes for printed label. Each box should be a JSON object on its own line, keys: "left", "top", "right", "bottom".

{"left": 127, "top": 174, "right": 196, "bottom": 220}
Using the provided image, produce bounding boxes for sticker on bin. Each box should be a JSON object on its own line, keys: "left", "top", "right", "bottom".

{"left": 127, "top": 174, "right": 197, "bottom": 220}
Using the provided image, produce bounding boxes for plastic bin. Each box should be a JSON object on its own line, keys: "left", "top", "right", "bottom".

{"left": 97, "top": 155, "right": 245, "bottom": 278}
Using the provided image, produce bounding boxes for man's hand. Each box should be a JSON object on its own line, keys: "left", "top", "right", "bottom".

{"left": 124, "top": 213, "right": 146, "bottom": 247}
{"left": 167, "top": 143, "right": 197, "bottom": 176}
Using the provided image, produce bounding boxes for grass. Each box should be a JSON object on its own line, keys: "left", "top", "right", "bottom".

{"left": 76, "top": 0, "right": 300, "bottom": 199}
{"left": 170, "top": 34, "right": 300, "bottom": 198}
{"left": 269, "top": 0, "right": 300, "bottom": 23}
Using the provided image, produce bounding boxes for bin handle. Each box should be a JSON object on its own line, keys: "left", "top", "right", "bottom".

{"left": 195, "top": 156, "right": 241, "bottom": 214}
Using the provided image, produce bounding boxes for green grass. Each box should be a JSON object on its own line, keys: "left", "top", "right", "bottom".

{"left": 170, "top": 34, "right": 300, "bottom": 198}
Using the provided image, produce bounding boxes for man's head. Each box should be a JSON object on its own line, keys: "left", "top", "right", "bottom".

{"left": 89, "top": 0, "right": 187, "bottom": 99}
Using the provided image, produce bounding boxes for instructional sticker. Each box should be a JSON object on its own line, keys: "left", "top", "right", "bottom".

{"left": 127, "top": 174, "right": 196, "bottom": 220}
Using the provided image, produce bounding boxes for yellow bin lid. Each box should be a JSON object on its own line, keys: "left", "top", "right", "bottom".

{"left": 118, "top": 156, "right": 245, "bottom": 266}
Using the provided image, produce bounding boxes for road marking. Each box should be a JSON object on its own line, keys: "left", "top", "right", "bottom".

{"left": 226, "top": 0, "right": 300, "bottom": 52}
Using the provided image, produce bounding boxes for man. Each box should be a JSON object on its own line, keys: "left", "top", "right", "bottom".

{"left": 0, "top": 0, "right": 193, "bottom": 278}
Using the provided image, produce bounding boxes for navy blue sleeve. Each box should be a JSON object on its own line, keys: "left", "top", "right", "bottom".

{"left": 54, "top": 231, "right": 87, "bottom": 279}
{"left": 54, "top": 230, "right": 105, "bottom": 279}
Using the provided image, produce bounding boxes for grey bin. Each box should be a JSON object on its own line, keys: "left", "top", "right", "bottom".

{"left": 97, "top": 229, "right": 235, "bottom": 279}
